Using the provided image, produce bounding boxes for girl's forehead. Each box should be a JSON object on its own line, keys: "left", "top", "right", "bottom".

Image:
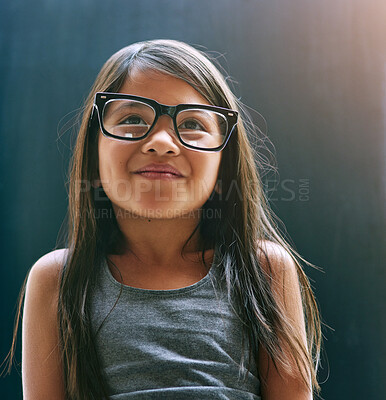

{"left": 118, "top": 68, "right": 210, "bottom": 107}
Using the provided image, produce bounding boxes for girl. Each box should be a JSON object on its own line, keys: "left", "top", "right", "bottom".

{"left": 10, "top": 39, "right": 321, "bottom": 399}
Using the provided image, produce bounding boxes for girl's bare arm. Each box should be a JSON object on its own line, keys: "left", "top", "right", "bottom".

{"left": 22, "top": 250, "right": 67, "bottom": 400}
{"left": 258, "top": 242, "right": 312, "bottom": 400}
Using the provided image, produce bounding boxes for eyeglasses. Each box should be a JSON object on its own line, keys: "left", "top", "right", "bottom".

{"left": 90, "top": 92, "right": 238, "bottom": 152}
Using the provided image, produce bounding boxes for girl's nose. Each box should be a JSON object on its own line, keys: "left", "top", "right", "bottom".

{"left": 140, "top": 117, "right": 181, "bottom": 156}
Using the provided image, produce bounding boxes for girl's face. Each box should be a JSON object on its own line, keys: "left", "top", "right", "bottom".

{"left": 97, "top": 69, "right": 222, "bottom": 220}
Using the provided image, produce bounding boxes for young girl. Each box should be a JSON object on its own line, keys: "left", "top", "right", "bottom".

{"left": 12, "top": 39, "right": 321, "bottom": 399}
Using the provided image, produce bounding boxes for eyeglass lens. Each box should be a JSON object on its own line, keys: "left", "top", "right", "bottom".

{"left": 102, "top": 99, "right": 228, "bottom": 149}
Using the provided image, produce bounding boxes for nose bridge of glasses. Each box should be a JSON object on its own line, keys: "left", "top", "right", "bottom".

{"left": 151, "top": 104, "right": 177, "bottom": 134}
{"left": 159, "top": 104, "right": 177, "bottom": 119}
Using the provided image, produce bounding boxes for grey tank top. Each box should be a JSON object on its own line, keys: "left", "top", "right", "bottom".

{"left": 89, "top": 257, "right": 261, "bottom": 399}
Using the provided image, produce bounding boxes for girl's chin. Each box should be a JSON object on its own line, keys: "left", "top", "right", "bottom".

{"left": 113, "top": 206, "right": 201, "bottom": 220}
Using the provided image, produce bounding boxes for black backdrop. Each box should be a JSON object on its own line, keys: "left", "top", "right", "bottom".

{"left": 1, "top": 1, "right": 385, "bottom": 399}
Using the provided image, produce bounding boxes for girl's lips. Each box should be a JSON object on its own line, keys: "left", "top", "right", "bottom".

{"left": 133, "top": 163, "right": 184, "bottom": 179}
{"left": 134, "top": 171, "right": 183, "bottom": 180}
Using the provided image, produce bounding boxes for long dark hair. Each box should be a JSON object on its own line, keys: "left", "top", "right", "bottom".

{"left": 6, "top": 39, "right": 322, "bottom": 399}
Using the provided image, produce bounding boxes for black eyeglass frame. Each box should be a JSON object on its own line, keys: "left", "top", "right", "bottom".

{"left": 89, "top": 92, "right": 238, "bottom": 152}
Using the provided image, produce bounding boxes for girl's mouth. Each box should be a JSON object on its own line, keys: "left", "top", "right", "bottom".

{"left": 133, "top": 163, "right": 184, "bottom": 179}
{"left": 135, "top": 171, "right": 182, "bottom": 179}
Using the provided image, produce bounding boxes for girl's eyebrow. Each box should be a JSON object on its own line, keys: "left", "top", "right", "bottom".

{"left": 105, "top": 101, "right": 150, "bottom": 117}
{"left": 181, "top": 109, "right": 220, "bottom": 125}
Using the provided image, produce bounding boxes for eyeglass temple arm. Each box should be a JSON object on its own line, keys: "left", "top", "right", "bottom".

{"left": 88, "top": 105, "right": 98, "bottom": 129}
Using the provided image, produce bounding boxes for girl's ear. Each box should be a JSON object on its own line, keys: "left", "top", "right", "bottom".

{"left": 91, "top": 168, "right": 101, "bottom": 188}
{"left": 91, "top": 178, "right": 101, "bottom": 188}
{"left": 214, "top": 180, "right": 222, "bottom": 194}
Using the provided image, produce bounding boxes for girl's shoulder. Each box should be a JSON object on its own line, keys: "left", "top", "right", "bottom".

{"left": 26, "top": 248, "right": 69, "bottom": 299}
{"left": 32, "top": 248, "right": 69, "bottom": 267}
{"left": 22, "top": 249, "right": 68, "bottom": 399}
{"left": 257, "top": 239, "right": 297, "bottom": 275}
{"left": 30, "top": 248, "right": 68, "bottom": 274}
{"left": 256, "top": 239, "right": 301, "bottom": 301}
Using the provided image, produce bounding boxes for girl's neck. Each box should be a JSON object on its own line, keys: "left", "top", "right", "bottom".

{"left": 113, "top": 208, "right": 204, "bottom": 266}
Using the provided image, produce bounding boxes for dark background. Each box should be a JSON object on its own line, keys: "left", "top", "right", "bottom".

{"left": 1, "top": 0, "right": 385, "bottom": 399}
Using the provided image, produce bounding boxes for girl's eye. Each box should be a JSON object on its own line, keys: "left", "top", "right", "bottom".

{"left": 120, "top": 115, "right": 147, "bottom": 125}
{"left": 178, "top": 119, "right": 206, "bottom": 131}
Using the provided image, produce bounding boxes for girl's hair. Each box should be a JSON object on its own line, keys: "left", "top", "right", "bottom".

{"left": 6, "top": 39, "right": 322, "bottom": 399}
